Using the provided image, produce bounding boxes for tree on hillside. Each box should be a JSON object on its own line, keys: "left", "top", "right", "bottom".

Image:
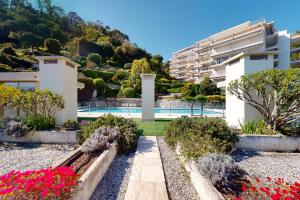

{"left": 228, "top": 68, "right": 300, "bottom": 134}
{"left": 0, "top": 0, "right": 9, "bottom": 8}
{"left": 87, "top": 53, "right": 102, "bottom": 68}
{"left": 131, "top": 58, "right": 151, "bottom": 77}
{"left": 44, "top": 38, "right": 61, "bottom": 54}
{"left": 150, "top": 54, "right": 163, "bottom": 72}
{"left": 199, "top": 77, "right": 220, "bottom": 95}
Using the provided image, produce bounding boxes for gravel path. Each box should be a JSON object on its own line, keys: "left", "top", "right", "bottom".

{"left": 90, "top": 153, "right": 135, "bottom": 200}
{"left": 232, "top": 149, "right": 300, "bottom": 182}
{"left": 157, "top": 137, "right": 200, "bottom": 200}
{"left": 0, "top": 142, "right": 77, "bottom": 175}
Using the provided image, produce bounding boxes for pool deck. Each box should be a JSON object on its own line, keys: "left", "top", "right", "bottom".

{"left": 77, "top": 109, "right": 225, "bottom": 119}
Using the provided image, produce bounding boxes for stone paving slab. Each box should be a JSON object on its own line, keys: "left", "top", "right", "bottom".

{"left": 125, "top": 136, "right": 169, "bottom": 200}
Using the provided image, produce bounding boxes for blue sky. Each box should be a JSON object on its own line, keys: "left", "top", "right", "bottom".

{"left": 31, "top": 0, "right": 300, "bottom": 60}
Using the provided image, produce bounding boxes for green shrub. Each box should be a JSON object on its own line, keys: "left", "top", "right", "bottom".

{"left": 167, "top": 88, "right": 181, "bottom": 93}
{"left": 63, "top": 120, "right": 79, "bottom": 131}
{"left": 93, "top": 78, "right": 106, "bottom": 97}
{"left": 112, "top": 70, "right": 130, "bottom": 82}
{"left": 79, "top": 114, "right": 139, "bottom": 154}
{"left": 0, "top": 64, "right": 15, "bottom": 72}
{"left": 122, "top": 87, "right": 136, "bottom": 98}
{"left": 105, "top": 87, "right": 119, "bottom": 98}
{"left": 44, "top": 38, "right": 61, "bottom": 54}
{"left": 83, "top": 70, "right": 114, "bottom": 81}
{"left": 87, "top": 53, "right": 102, "bottom": 66}
{"left": 24, "top": 115, "right": 55, "bottom": 131}
{"left": 158, "top": 78, "right": 170, "bottom": 83}
{"left": 165, "top": 117, "right": 236, "bottom": 159}
{"left": 78, "top": 77, "right": 95, "bottom": 102}
{"left": 240, "top": 120, "right": 275, "bottom": 135}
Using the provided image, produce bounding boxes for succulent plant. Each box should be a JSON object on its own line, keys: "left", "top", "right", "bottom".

{"left": 5, "top": 120, "right": 29, "bottom": 137}
{"left": 197, "top": 153, "right": 245, "bottom": 193}
{"left": 81, "top": 126, "right": 119, "bottom": 153}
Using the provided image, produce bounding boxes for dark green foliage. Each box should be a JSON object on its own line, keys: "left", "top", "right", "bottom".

{"left": 78, "top": 77, "right": 95, "bottom": 102}
{"left": 63, "top": 120, "right": 79, "bottom": 131}
{"left": 93, "top": 78, "right": 106, "bottom": 97}
{"left": 122, "top": 87, "right": 136, "bottom": 98}
{"left": 79, "top": 114, "right": 139, "bottom": 154}
{"left": 19, "top": 32, "right": 43, "bottom": 48}
{"left": 83, "top": 70, "right": 114, "bottom": 81}
{"left": 44, "top": 38, "right": 61, "bottom": 54}
{"left": 167, "top": 88, "right": 181, "bottom": 93}
{"left": 240, "top": 120, "right": 275, "bottom": 135}
{"left": 112, "top": 70, "right": 130, "bottom": 82}
{"left": 1, "top": 46, "right": 17, "bottom": 56}
{"left": 0, "top": 64, "right": 15, "bottom": 72}
{"left": 165, "top": 117, "right": 237, "bottom": 159}
{"left": 24, "top": 115, "right": 55, "bottom": 131}
{"left": 87, "top": 53, "right": 102, "bottom": 66}
{"left": 105, "top": 87, "right": 119, "bottom": 98}
{"left": 199, "top": 77, "right": 221, "bottom": 95}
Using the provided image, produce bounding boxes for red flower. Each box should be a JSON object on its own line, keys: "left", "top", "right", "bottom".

{"left": 242, "top": 184, "right": 247, "bottom": 191}
{"left": 267, "top": 176, "right": 272, "bottom": 181}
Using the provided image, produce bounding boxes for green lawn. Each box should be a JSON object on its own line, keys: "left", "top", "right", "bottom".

{"left": 78, "top": 117, "right": 173, "bottom": 136}
{"left": 133, "top": 119, "right": 172, "bottom": 136}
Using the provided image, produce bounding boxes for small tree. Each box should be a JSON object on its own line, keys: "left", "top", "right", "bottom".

{"left": 44, "top": 38, "right": 61, "bottom": 54}
{"left": 184, "top": 95, "right": 207, "bottom": 116}
{"left": 199, "top": 77, "right": 220, "bottom": 95}
{"left": 0, "top": 85, "right": 21, "bottom": 106}
{"left": 10, "top": 90, "right": 64, "bottom": 124}
{"left": 227, "top": 68, "right": 300, "bottom": 134}
{"left": 131, "top": 58, "right": 151, "bottom": 77}
{"left": 87, "top": 53, "right": 102, "bottom": 67}
{"left": 93, "top": 78, "right": 106, "bottom": 98}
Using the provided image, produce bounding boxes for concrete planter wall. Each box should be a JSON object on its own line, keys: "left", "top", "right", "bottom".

{"left": 0, "top": 130, "right": 78, "bottom": 144}
{"left": 175, "top": 145, "right": 224, "bottom": 200}
{"left": 236, "top": 135, "right": 300, "bottom": 152}
{"left": 54, "top": 145, "right": 117, "bottom": 200}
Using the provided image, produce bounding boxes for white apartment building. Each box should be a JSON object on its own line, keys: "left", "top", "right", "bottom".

{"left": 290, "top": 33, "right": 300, "bottom": 68}
{"left": 170, "top": 19, "right": 291, "bottom": 89}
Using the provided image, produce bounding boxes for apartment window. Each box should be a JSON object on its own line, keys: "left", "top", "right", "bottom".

{"left": 250, "top": 55, "right": 268, "bottom": 60}
{"left": 229, "top": 58, "right": 240, "bottom": 66}
{"left": 44, "top": 59, "right": 58, "bottom": 64}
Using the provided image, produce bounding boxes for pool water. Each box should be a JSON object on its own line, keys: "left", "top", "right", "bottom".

{"left": 78, "top": 107, "right": 222, "bottom": 115}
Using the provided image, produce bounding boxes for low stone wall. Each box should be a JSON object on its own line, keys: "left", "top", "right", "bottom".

{"left": 236, "top": 135, "right": 300, "bottom": 152}
{"left": 0, "top": 130, "right": 78, "bottom": 144}
{"left": 54, "top": 146, "right": 117, "bottom": 200}
{"left": 175, "top": 145, "right": 224, "bottom": 200}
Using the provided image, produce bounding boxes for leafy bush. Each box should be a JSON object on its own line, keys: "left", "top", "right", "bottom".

{"left": 112, "top": 70, "right": 130, "bottom": 82}
{"left": 105, "top": 87, "right": 119, "bottom": 98}
{"left": 167, "top": 88, "right": 181, "bottom": 93}
{"left": 0, "top": 64, "right": 15, "bottom": 72}
{"left": 81, "top": 126, "right": 119, "bottom": 153}
{"left": 93, "top": 78, "right": 106, "bottom": 97}
{"left": 241, "top": 120, "right": 275, "bottom": 135}
{"left": 0, "top": 167, "right": 78, "bottom": 199}
{"left": 24, "top": 115, "right": 55, "bottom": 131}
{"left": 158, "top": 78, "right": 170, "bottom": 83}
{"left": 87, "top": 53, "right": 102, "bottom": 67}
{"left": 122, "top": 87, "right": 136, "bottom": 98}
{"left": 79, "top": 114, "right": 139, "bottom": 154}
{"left": 5, "top": 121, "right": 29, "bottom": 137}
{"left": 78, "top": 77, "right": 95, "bottom": 102}
{"left": 63, "top": 120, "right": 79, "bottom": 131}
{"left": 83, "top": 70, "right": 114, "bottom": 81}
{"left": 165, "top": 117, "right": 236, "bottom": 159}
{"left": 44, "top": 38, "right": 61, "bottom": 54}
{"left": 197, "top": 153, "right": 244, "bottom": 194}
{"left": 206, "top": 95, "right": 225, "bottom": 103}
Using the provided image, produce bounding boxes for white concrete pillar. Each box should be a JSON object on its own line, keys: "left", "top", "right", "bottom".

{"left": 277, "top": 30, "right": 291, "bottom": 69}
{"left": 140, "top": 74, "right": 156, "bottom": 121}
{"left": 36, "top": 56, "right": 80, "bottom": 125}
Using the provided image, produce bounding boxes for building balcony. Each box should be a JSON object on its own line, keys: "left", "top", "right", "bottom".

{"left": 217, "top": 81, "right": 226, "bottom": 88}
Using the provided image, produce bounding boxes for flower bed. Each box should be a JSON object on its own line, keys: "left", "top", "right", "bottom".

{"left": 0, "top": 167, "right": 78, "bottom": 199}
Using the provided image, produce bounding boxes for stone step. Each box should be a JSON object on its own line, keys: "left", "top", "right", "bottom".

{"left": 125, "top": 136, "right": 169, "bottom": 200}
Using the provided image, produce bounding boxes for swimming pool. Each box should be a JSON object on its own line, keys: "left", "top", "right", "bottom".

{"left": 78, "top": 107, "right": 222, "bottom": 116}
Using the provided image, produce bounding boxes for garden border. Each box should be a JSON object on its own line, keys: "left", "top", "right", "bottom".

{"left": 54, "top": 145, "right": 117, "bottom": 200}
{"left": 236, "top": 135, "right": 300, "bottom": 152}
{"left": 175, "top": 145, "right": 225, "bottom": 200}
{"left": 0, "top": 130, "right": 78, "bottom": 144}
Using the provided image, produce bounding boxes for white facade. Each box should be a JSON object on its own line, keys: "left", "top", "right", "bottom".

{"left": 0, "top": 56, "right": 80, "bottom": 125}
{"left": 36, "top": 56, "right": 79, "bottom": 125}
{"left": 140, "top": 74, "right": 156, "bottom": 121}
{"left": 225, "top": 52, "right": 276, "bottom": 128}
{"left": 170, "top": 20, "right": 291, "bottom": 89}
